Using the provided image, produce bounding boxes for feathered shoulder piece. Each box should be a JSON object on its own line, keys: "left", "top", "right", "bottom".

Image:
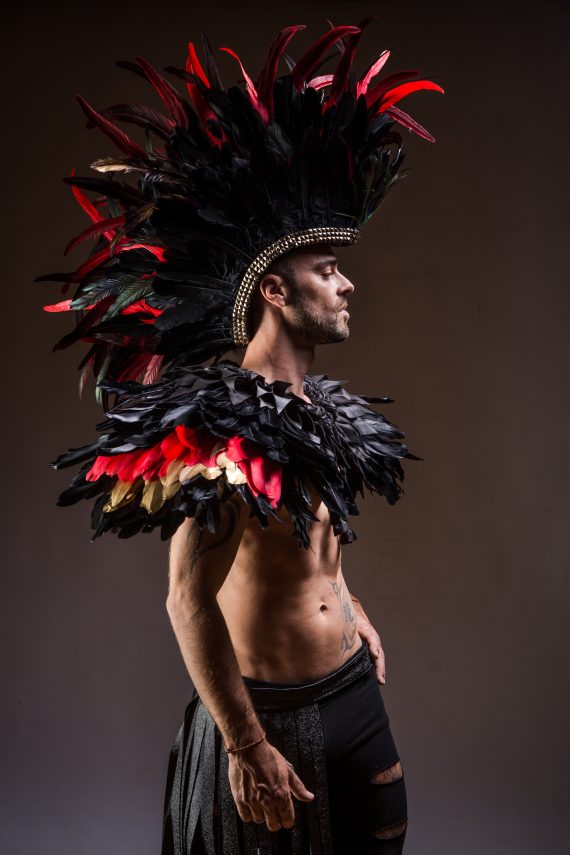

{"left": 51, "top": 361, "right": 420, "bottom": 548}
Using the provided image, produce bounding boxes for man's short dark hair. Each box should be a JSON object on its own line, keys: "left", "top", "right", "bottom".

{"left": 246, "top": 251, "right": 299, "bottom": 340}
{"left": 265, "top": 254, "right": 296, "bottom": 283}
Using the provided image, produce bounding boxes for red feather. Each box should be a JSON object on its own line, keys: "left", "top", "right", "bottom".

{"left": 219, "top": 47, "right": 269, "bottom": 123}
{"left": 76, "top": 94, "right": 148, "bottom": 160}
{"left": 384, "top": 105, "right": 436, "bottom": 143}
{"left": 73, "top": 245, "right": 117, "bottom": 282}
{"left": 185, "top": 42, "right": 225, "bottom": 147}
{"left": 375, "top": 80, "right": 445, "bottom": 112}
{"left": 326, "top": 18, "right": 373, "bottom": 108}
{"left": 134, "top": 56, "right": 188, "bottom": 128}
{"left": 291, "top": 25, "right": 360, "bottom": 91}
{"left": 225, "top": 437, "right": 282, "bottom": 507}
{"left": 186, "top": 42, "right": 210, "bottom": 88}
{"left": 115, "top": 354, "right": 150, "bottom": 383}
{"left": 114, "top": 353, "right": 164, "bottom": 384}
{"left": 142, "top": 353, "right": 165, "bottom": 384}
{"left": 43, "top": 299, "right": 73, "bottom": 312}
{"left": 364, "top": 71, "right": 421, "bottom": 108}
{"left": 123, "top": 243, "right": 166, "bottom": 263}
{"left": 307, "top": 74, "right": 334, "bottom": 90}
{"left": 64, "top": 215, "right": 126, "bottom": 256}
{"left": 69, "top": 168, "right": 102, "bottom": 223}
{"left": 357, "top": 50, "right": 390, "bottom": 97}
{"left": 52, "top": 293, "right": 117, "bottom": 352}
{"left": 78, "top": 348, "right": 96, "bottom": 400}
{"left": 256, "top": 25, "right": 305, "bottom": 114}
{"left": 121, "top": 299, "right": 163, "bottom": 319}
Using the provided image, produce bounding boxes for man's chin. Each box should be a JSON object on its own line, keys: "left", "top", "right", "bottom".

{"left": 334, "top": 319, "right": 350, "bottom": 340}
{"left": 318, "top": 325, "right": 350, "bottom": 345}
{"left": 296, "top": 316, "right": 350, "bottom": 345}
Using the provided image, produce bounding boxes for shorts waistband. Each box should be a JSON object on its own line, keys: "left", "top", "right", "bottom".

{"left": 241, "top": 642, "right": 374, "bottom": 710}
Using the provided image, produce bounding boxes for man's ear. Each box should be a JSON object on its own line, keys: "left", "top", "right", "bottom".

{"left": 258, "top": 272, "right": 290, "bottom": 309}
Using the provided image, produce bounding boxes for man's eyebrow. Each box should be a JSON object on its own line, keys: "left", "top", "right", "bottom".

{"left": 311, "top": 257, "right": 338, "bottom": 270}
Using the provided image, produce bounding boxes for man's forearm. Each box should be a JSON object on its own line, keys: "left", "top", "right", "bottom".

{"left": 166, "top": 504, "right": 265, "bottom": 751}
{"left": 167, "top": 596, "right": 265, "bottom": 750}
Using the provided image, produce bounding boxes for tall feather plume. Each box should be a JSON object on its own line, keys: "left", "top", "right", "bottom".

{"left": 37, "top": 19, "right": 444, "bottom": 403}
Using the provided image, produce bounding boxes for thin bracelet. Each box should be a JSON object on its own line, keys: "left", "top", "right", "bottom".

{"left": 224, "top": 730, "right": 266, "bottom": 754}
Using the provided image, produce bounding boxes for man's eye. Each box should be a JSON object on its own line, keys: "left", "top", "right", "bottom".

{"left": 322, "top": 269, "right": 334, "bottom": 278}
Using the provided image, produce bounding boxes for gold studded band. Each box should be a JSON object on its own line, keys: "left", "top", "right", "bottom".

{"left": 232, "top": 226, "right": 360, "bottom": 345}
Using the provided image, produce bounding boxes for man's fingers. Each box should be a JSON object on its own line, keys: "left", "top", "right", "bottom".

{"left": 376, "top": 647, "right": 386, "bottom": 684}
{"left": 367, "top": 638, "right": 386, "bottom": 684}
{"left": 250, "top": 804, "right": 265, "bottom": 824}
{"left": 234, "top": 753, "right": 313, "bottom": 830}
{"left": 278, "top": 792, "right": 296, "bottom": 829}
{"left": 243, "top": 792, "right": 265, "bottom": 824}
{"left": 288, "top": 767, "right": 315, "bottom": 802}
{"left": 262, "top": 803, "right": 284, "bottom": 832}
{"left": 237, "top": 801, "right": 253, "bottom": 823}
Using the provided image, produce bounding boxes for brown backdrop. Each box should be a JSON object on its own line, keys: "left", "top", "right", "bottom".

{"left": 3, "top": 1, "right": 569, "bottom": 852}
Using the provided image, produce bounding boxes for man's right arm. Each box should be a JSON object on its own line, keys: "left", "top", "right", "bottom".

{"left": 165, "top": 495, "right": 314, "bottom": 832}
{"left": 166, "top": 497, "right": 264, "bottom": 751}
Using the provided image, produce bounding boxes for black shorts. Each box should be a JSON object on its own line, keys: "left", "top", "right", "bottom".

{"left": 161, "top": 642, "right": 408, "bottom": 854}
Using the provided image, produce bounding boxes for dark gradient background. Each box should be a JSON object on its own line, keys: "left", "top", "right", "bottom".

{"left": 3, "top": 1, "right": 569, "bottom": 853}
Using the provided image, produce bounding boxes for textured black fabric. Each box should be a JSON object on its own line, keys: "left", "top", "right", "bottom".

{"left": 319, "top": 663, "right": 407, "bottom": 853}
{"left": 161, "top": 643, "right": 407, "bottom": 854}
{"left": 50, "top": 360, "right": 421, "bottom": 548}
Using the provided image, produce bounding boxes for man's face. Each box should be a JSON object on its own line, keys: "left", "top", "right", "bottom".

{"left": 278, "top": 246, "right": 355, "bottom": 345}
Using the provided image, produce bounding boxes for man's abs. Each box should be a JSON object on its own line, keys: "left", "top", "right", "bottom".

{"left": 216, "top": 488, "right": 363, "bottom": 683}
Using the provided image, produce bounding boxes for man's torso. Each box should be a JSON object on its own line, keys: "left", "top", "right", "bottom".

{"left": 217, "top": 481, "right": 363, "bottom": 682}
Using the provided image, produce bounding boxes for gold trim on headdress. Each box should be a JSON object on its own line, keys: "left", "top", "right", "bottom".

{"left": 232, "top": 226, "right": 360, "bottom": 345}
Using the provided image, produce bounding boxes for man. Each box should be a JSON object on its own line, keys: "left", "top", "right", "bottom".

{"left": 164, "top": 245, "right": 408, "bottom": 853}
{"left": 42, "top": 18, "right": 442, "bottom": 855}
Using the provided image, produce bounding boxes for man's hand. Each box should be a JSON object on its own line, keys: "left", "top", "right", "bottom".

{"left": 228, "top": 738, "right": 315, "bottom": 832}
{"left": 351, "top": 595, "right": 386, "bottom": 685}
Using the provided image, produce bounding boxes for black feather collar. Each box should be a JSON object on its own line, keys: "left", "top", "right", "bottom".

{"left": 51, "top": 360, "right": 420, "bottom": 548}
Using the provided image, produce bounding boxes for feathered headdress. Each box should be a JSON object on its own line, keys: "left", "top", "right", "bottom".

{"left": 38, "top": 19, "right": 444, "bottom": 405}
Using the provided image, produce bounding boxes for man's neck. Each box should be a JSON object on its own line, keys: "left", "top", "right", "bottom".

{"left": 240, "top": 339, "right": 315, "bottom": 401}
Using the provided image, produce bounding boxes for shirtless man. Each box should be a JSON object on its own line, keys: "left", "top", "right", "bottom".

{"left": 166, "top": 245, "right": 389, "bottom": 837}
{"left": 41, "top": 20, "right": 440, "bottom": 852}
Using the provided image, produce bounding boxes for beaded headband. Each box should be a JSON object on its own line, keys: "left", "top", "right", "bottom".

{"left": 232, "top": 226, "right": 361, "bottom": 345}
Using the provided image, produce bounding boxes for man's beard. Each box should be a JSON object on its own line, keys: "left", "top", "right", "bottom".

{"left": 288, "top": 280, "right": 349, "bottom": 345}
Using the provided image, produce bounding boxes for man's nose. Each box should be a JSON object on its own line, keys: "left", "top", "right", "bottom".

{"left": 338, "top": 273, "right": 355, "bottom": 295}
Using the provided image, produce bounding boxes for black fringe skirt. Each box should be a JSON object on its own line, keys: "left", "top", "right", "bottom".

{"left": 161, "top": 643, "right": 376, "bottom": 855}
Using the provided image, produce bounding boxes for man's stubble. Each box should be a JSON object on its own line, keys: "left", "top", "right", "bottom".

{"left": 287, "top": 275, "right": 349, "bottom": 345}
